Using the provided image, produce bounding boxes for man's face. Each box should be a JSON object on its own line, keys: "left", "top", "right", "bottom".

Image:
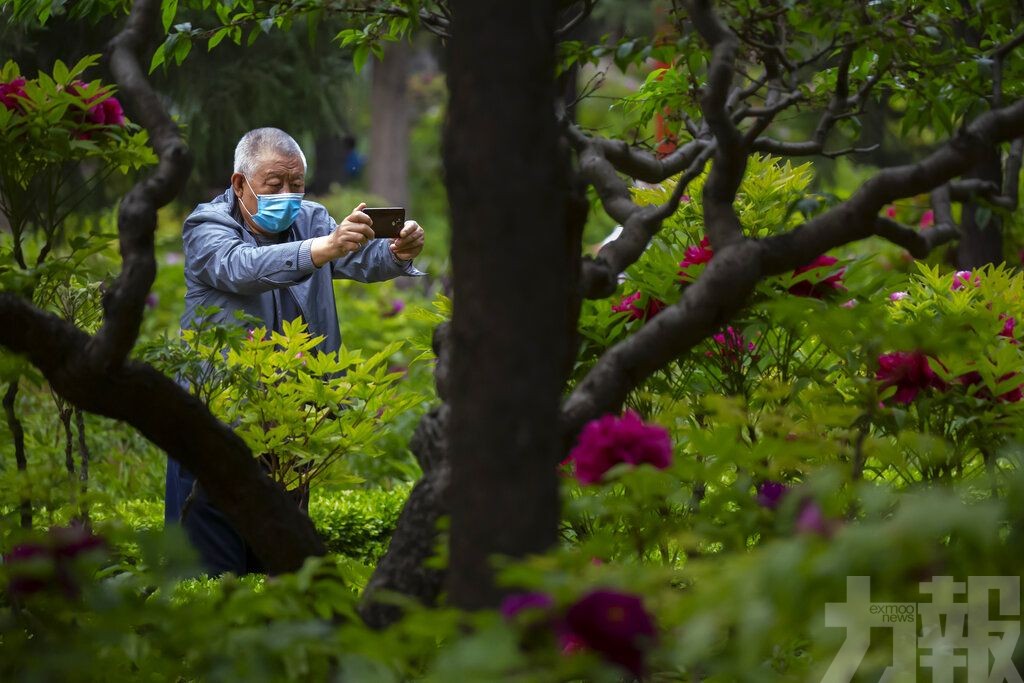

{"left": 231, "top": 152, "right": 305, "bottom": 234}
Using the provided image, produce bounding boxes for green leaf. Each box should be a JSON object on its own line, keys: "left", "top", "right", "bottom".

{"left": 208, "top": 27, "right": 229, "bottom": 51}
{"left": 52, "top": 59, "right": 69, "bottom": 84}
{"left": 353, "top": 44, "right": 369, "bottom": 73}
{"left": 162, "top": 0, "right": 178, "bottom": 33}
{"left": 148, "top": 43, "right": 167, "bottom": 73}
{"left": 173, "top": 35, "right": 192, "bottom": 65}
{"left": 67, "top": 54, "right": 100, "bottom": 80}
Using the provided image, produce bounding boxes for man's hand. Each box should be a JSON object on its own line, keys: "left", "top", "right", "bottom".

{"left": 390, "top": 221, "right": 425, "bottom": 261}
{"left": 311, "top": 203, "right": 375, "bottom": 267}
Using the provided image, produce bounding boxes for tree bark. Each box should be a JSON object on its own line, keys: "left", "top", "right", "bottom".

{"left": 369, "top": 41, "right": 412, "bottom": 207}
{"left": 443, "top": 0, "right": 569, "bottom": 610}
{"left": 955, "top": 147, "right": 1004, "bottom": 268}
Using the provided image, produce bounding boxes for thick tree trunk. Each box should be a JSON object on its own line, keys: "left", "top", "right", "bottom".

{"left": 369, "top": 42, "right": 411, "bottom": 207}
{"left": 955, "top": 148, "right": 1004, "bottom": 268}
{"left": 443, "top": 0, "right": 569, "bottom": 610}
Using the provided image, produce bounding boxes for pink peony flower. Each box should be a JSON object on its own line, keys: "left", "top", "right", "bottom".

{"left": 841, "top": 298, "right": 858, "bottom": 309}
{"left": 611, "top": 291, "right": 665, "bottom": 322}
{"left": 889, "top": 291, "right": 909, "bottom": 302}
{"left": 707, "top": 326, "right": 758, "bottom": 365}
{"left": 875, "top": 351, "right": 946, "bottom": 405}
{"left": 788, "top": 255, "right": 845, "bottom": 298}
{"left": 565, "top": 411, "right": 673, "bottom": 485}
{"left": 678, "top": 237, "right": 714, "bottom": 283}
{"left": 951, "top": 270, "right": 978, "bottom": 291}
{"left": 561, "top": 590, "right": 657, "bottom": 677}
{"left": 0, "top": 77, "right": 27, "bottom": 112}
{"left": 1000, "top": 315, "right": 1016, "bottom": 342}
{"left": 756, "top": 480, "right": 789, "bottom": 509}
{"left": 919, "top": 209, "right": 935, "bottom": 229}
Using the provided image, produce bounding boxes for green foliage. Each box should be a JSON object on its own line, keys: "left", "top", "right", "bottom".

{"left": 142, "top": 315, "right": 427, "bottom": 490}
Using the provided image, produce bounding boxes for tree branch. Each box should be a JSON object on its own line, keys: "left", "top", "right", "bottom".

{"left": 0, "top": 293, "right": 326, "bottom": 572}
{"left": 87, "top": 0, "right": 192, "bottom": 371}
{"left": 555, "top": 0, "right": 597, "bottom": 38}
{"left": 687, "top": 0, "right": 745, "bottom": 248}
{"left": 562, "top": 97, "right": 1024, "bottom": 441}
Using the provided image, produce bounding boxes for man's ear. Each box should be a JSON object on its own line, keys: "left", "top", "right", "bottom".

{"left": 230, "top": 172, "right": 246, "bottom": 199}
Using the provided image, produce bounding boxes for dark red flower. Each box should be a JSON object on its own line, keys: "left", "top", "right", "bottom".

{"left": 4, "top": 525, "right": 106, "bottom": 598}
{"left": 756, "top": 480, "right": 789, "bottom": 509}
{"left": 0, "top": 77, "right": 27, "bottom": 112}
{"left": 875, "top": 351, "right": 946, "bottom": 404}
{"left": 561, "top": 589, "right": 657, "bottom": 676}
{"left": 788, "top": 255, "right": 845, "bottom": 298}
{"left": 957, "top": 371, "right": 1023, "bottom": 403}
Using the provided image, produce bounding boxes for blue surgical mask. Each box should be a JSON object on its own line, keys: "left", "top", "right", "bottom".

{"left": 241, "top": 177, "right": 303, "bottom": 233}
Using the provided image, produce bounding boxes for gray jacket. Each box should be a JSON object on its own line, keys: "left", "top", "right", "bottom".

{"left": 181, "top": 188, "right": 423, "bottom": 354}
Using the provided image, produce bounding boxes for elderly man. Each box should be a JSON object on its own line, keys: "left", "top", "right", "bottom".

{"left": 166, "top": 127, "right": 425, "bottom": 575}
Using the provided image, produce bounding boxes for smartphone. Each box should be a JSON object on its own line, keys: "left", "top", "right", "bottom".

{"left": 363, "top": 207, "right": 406, "bottom": 239}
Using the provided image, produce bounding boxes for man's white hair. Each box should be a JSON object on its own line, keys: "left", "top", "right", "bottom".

{"left": 233, "top": 127, "right": 307, "bottom": 178}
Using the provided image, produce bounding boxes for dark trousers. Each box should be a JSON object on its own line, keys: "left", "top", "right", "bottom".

{"left": 164, "top": 458, "right": 309, "bottom": 576}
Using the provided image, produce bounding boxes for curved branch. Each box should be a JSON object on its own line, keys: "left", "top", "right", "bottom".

{"left": 555, "top": 0, "right": 597, "bottom": 39}
{"left": 687, "top": 0, "right": 745, "bottom": 248}
{"left": 87, "top": 0, "right": 192, "bottom": 371}
{"left": 0, "top": 294, "right": 326, "bottom": 572}
{"left": 562, "top": 97, "right": 1024, "bottom": 442}
{"left": 575, "top": 138, "right": 716, "bottom": 299}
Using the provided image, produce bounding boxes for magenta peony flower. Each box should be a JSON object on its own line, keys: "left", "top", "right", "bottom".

{"left": 5, "top": 525, "right": 106, "bottom": 598}
{"left": 875, "top": 351, "right": 946, "bottom": 405}
{"left": 382, "top": 299, "right": 405, "bottom": 318}
{"left": 788, "top": 255, "right": 845, "bottom": 298}
{"left": 565, "top": 411, "right": 673, "bottom": 485}
{"left": 0, "top": 77, "right": 27, "bottom": 111}
{"left": 756, "top": 480, "right": 789, "bottom": 509}
{"left": 889, "top": 291, "right": 909, "bottom": 302}
{"left": 795, "top": 500, "right": 838, "bottom": 538}
{"left": 999, "top": 315, "right": 1016, "bottom": 342}
{"left": 951, "top": 270, "right": 978, "bottom": 291}
{"left": 501, "top": 592, "right": 554, "bottom": 620}
{"left": 958, "top": 371, "right": 1023, "bottom": 403}
{"left": 678, "top": 237, "right": 714, "bottom": 282}
{"left": 707, "top": 326, "right": 757, "bottom": 366}
{"left": 885, "top": 205, "right": 897, "bottom": 219}
{"left": 612, "top": 291, "right": 665, "bottom": 322}
{"left": 919, "top": 209, "right": 935, "bottom": 228}
{"left": 562, "top": 589, "right": 657, "bottom": 677}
